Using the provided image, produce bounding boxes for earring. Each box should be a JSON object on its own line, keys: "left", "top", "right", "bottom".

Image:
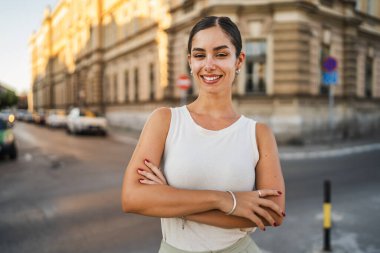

{"left": 190, "top": 69, "right": 193, "bottom": 75}
{"left": 235, "top": 69, "right": 240, "bottom": 75}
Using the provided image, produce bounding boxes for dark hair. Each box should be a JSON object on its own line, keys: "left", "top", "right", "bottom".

{"left": 187, "top": 16, "right": 242, "bottom": 57}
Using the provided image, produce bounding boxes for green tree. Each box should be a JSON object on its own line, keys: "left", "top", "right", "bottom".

{"left": 0, "top": 90, "right": 18, "bottom": 109}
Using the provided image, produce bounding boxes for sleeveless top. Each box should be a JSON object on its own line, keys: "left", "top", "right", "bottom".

{"left": 160, "top": 106, "right": 260, "bottom": 251}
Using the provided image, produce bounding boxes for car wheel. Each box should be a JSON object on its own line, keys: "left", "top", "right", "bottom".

{"left": 9, "top": 144, "right": 18, "bottom": 160}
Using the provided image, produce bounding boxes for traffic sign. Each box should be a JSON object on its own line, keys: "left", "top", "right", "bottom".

{"left": 176, "top": 74, "right": 191, "bottom": 90}
{"left": 323, "top": 56, "right": 337, "bottom": 72}
{"left": 322, "top": 71, "right": 338, "bottom": 85}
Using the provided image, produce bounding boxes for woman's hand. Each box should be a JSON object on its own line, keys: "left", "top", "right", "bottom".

{"left": 138, "top": 160, "right": 284, "bottom": 230}
{"left": 227, "top": 190, "right": 285, "bottom": 231}
{"left": 137, "top": 159, "right": 167, "bottom": 185}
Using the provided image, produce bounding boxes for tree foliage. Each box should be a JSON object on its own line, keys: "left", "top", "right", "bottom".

{"left": 0, "top": 90, "right": 18, "bottom": 109}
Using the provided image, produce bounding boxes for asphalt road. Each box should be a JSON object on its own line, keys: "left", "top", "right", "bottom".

{"left": 0, "top": 122, "right": 379, "bottom": 253}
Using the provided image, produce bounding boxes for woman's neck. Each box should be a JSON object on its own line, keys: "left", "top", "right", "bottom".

{"left": 188, "top": 93, "right": 237, "bottom": 118}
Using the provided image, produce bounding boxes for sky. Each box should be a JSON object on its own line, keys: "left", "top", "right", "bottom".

{"left": 0, "top": 0, "right": 58, "bottom": 94}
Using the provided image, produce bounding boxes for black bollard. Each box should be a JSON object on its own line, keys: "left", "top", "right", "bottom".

{"left": 323, "top": 180, "right": 331, "bottom": 251}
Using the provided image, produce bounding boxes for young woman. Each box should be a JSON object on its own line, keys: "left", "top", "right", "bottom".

{"left": 122, "top": 16, "right": 285, "bottom": 253}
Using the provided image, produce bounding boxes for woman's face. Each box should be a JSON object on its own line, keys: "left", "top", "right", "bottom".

{"left": 188, "top": 26, "right": 245, "bottom": 95}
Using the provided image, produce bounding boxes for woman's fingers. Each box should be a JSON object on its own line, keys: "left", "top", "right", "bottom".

{"left": 246, "top": 213, "right": 266, "bottom": 231}
{"left": 138, "top": 169, "right": 163, "bottom": 184}
{"left": 139, "top": 179, "right": 158, "bottom": 185}
{"left": 257, "top": 198, "right": 284, "bottom": 218}
{"left": 257, "top": 189, "right": 282, "bottom": 198}
{"left": 253, "top": 207, "right": 276, "bottom": 227}
{"left": 149, "top": 163, "right": 167, "bottom": 184}
{"left": 143, "top": 159, "right": 168, "bottom": 185}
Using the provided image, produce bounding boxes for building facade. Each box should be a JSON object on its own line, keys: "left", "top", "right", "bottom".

{"left": 30, "top": 0, "right": 380, "bottom": 143}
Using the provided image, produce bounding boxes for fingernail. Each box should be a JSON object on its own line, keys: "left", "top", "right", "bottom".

{"left": 144, "top": 159, "right": 150, "bottom": 163}
{"left": 277, "top": 191, "right": 282, "bottom": 195}
{"left": 263, "top": 227, "right": 266, "bottom": 231}
{"left": 139, "top": 179, "right": 143, "bottom": 183}
{"left": 282, "top": 212, "right": 286, "bottom": 217}
{"left": 273, "top": 222, "right": 277, "bottom": 227}
{"left": 137, "top": 169, "right": 143, "bottom": 173}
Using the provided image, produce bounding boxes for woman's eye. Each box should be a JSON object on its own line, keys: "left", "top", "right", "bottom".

{"left": 194, "top": 54, "right": 205, "bottom": 58}
{"left": 216, "top": 53, "right": 227, "bottom": 57}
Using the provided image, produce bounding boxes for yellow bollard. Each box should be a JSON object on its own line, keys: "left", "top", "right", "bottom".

{"left": 323, "top": 180, "right": 332, "bottom": 251}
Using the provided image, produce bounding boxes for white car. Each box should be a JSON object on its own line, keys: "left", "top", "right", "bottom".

{"left": 46, "top": 109, "right": 67, "bottom": 128}
{"left": 66, "top": 108, "right": 107, "bottom": 135}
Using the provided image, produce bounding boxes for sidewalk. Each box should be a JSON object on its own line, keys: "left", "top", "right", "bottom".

{"left": 278, "top": 137, "right": 380, "bottom": 160}
{"left": 109, "top": 126, "right": 380, "bottom": 160}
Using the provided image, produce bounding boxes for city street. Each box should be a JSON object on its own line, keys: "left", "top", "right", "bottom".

{"left": 0, "top": 122, "right": 379, "bottom": 253}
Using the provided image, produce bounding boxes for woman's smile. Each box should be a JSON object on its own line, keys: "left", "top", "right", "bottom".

{"left": 200, "top": 74, "right": 223, "bottom": 84}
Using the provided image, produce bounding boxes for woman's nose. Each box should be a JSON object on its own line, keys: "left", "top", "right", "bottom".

{"left": 204, "top": 56, "right": 216, "bottom": 72}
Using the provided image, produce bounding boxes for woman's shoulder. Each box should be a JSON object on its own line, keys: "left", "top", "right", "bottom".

{"left": 148, "top": 107, "right": 172, "bottom": 125}
{"left": 255, "top": 122, "right": 277, "bottom": 147}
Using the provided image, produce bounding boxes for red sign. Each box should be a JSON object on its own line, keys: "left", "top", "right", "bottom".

{"left": 176, "top": 74, "right": 191, "bottom": 90}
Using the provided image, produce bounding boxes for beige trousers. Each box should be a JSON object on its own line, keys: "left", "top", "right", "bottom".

{"left": 158, "top": 235, "right": 261, "bottom": 253}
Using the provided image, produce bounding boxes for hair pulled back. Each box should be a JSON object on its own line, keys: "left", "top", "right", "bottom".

{"left": 187, "top": 16, "right": 242, "bottom": 57}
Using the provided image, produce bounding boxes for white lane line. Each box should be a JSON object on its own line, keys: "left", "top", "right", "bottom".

{"left": 280, "top": 143, "right": 380, "bottom": 160}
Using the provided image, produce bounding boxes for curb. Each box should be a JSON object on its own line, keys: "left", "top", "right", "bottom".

{"left": 109, "top": 129, "right": 380, "bottom": 161}
{"left": 279, "top": 143, "right": 380, "bottom": 160}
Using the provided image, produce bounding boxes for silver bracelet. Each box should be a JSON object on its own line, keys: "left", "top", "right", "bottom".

{"left": 225, "top": 191, "right": 237, "bottom": 215}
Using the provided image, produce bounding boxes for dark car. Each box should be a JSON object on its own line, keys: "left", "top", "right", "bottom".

{"left": 0, "top": 119, "right": 17, "bottom": 160}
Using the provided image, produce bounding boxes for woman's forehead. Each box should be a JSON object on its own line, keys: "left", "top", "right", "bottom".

{"left": 191, "top": 26, "right": 233, "bottom": 49}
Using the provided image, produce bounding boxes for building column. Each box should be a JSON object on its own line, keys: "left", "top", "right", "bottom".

{"left": 342, "top": 28, "right": 358, "bottom": 97}
{"left": 272, "top": 21, "right": 312, "bottom": 95}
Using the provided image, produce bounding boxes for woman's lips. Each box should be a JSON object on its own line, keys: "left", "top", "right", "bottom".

{"left": 200, "top": 75, "right": 223, "bottom": 84}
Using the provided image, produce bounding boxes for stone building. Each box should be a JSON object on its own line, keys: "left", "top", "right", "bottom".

{"left": 30, "top": 0, "right": 380, "bottom": 143}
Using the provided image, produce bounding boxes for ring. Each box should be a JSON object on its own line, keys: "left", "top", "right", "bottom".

{"left": 258, "top": 190, "right": 262, "bottom": 198}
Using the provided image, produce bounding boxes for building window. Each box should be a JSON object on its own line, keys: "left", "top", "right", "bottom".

{"left": 320, "top": 44, "right": 330, "bottom": 95}
{"left": 367, "top": 0, "right": 376, "bottom": 16}
{"left": 113, "top": 73, "right": 118, "bottom": 103}
{"left": 124, "top": 70, "right": 129, "bottom": 102}
{"left": 320, "top": 0, "right": 333, "bottom": 7}
{"left": 134, "top": 68, "right": 139, "bottom": 102}
{"left": 355, "top": 0, "right": 362, "bottom": 10}
{"left": 365, "top": 56, "right": 373, "bottom": 98}
{"left": 245, "top": 41, "right": 267, "bottom": 94}
{"left": 149, "top": 63, "right": 155, "bottom": 100}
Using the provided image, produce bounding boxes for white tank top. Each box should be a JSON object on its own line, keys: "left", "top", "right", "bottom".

{"left": 160, "top": 106, "right": 259, "bottom": 251}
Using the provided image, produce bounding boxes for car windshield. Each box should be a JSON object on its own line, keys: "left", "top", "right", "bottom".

{"left": 79, "top": 110, "right": 100, "bottom": 117}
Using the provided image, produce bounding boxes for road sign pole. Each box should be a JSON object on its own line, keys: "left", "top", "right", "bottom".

{"left": 328, "top": 85, "right": 334, "bottom": 131}
{"left": 180, "top": 90, "right": 187, "bottom": 106}
{"left": 176, "top": 74, "right": 191, "bottom": 106}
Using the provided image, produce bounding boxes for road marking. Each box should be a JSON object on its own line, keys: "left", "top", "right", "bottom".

{"left": 280, "top": 143, "right": 380, "bottom": 160}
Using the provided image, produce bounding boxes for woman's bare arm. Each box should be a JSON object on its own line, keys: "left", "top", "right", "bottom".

{"left": 255, "top": 123, "right": 286, "bottom": 225}
{"left": 123, "top": 110, "right": 285, "bottom": 230}
{"left": 121, "top": 108, "right": 233, "bottom": 217}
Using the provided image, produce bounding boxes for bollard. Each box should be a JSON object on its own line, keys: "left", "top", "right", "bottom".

{"left": 323, "top": 180, "right": 332, "bottom": 251}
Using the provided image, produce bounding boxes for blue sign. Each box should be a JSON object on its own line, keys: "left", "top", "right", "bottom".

{"left": 322, "top": 71, "right": 338, "bottom": 85}
{"left": 323, "top": 57, "right": 338, "bottom": 72}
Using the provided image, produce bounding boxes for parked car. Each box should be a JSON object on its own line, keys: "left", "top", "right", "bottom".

{"left": 66, "top": 108, "right": 107, "bottom": 135}
{"left": 46, "top": 109, "right": 67, "bottom": 128}
{"left": 0, "top": 119, "right": 17, "bottom": 160}
{"left": 32, "top": 109, "right": 46, "bottom": 125}
{"left": 0, "top": 109, "right": 15, "bottom": 127}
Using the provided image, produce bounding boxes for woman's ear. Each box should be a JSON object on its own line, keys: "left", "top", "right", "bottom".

{"left": 187, "top": 54, "right": 192, "bottom": 68}
{"left": 236, "top": 51, "right": 246, "bottom": 70}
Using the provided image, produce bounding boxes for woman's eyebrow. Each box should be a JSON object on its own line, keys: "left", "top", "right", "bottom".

{"left": 213, "top": 45, "right": 229, "bottom": 51}
{"left": 192, "top": 45, "right": 229, "bottom": 52}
